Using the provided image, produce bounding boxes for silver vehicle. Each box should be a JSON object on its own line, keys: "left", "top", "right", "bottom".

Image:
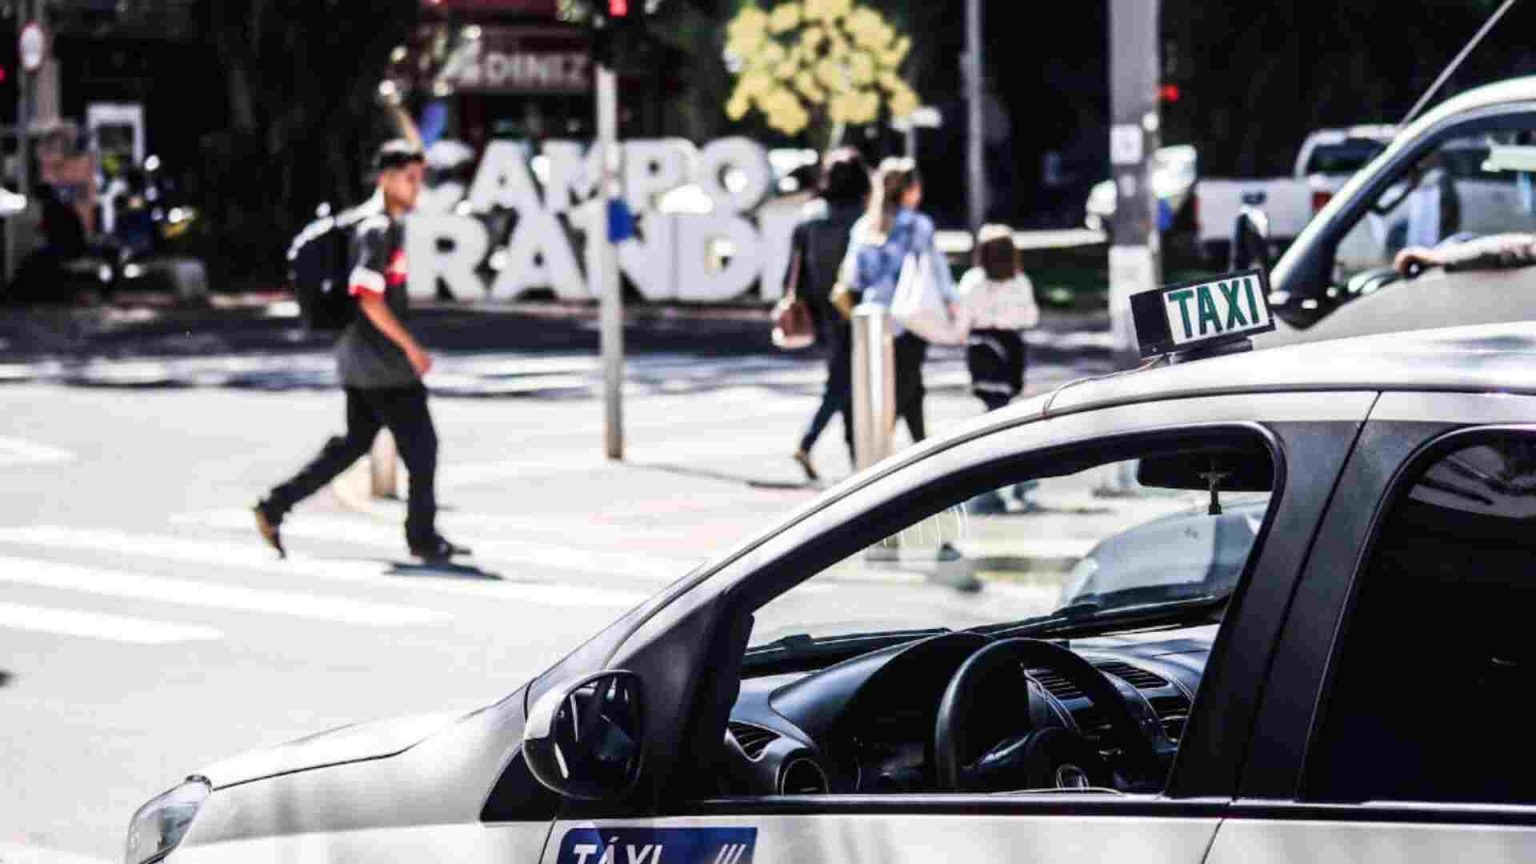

{"left": 130, "top": 321, "right": 1536, "bottom": 864}
{"left": 1263, "top": 75, "right": 1536, "bottom": 345}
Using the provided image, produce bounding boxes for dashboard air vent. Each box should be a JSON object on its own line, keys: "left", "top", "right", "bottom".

{"left": 1028, "top": 669, "right": 1085, "bottom": 701}
{"left": 1096, "top": 661, "right": 1169, "bottom": 690}
{"left": 779, "top": 757, "right": 829, "bottom": 795}
{"left": 1148, "top": 693, "right": 1192, "bottom": 743}
{"left": 727, "top": 722, "right": 779, "bottom": 759}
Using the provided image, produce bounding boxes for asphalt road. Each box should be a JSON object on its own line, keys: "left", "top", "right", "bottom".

{"left": 0, "top": 340, "right": 1107, "bottom": 861}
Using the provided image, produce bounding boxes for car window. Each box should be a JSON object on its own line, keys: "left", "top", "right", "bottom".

{"left": 1331, "top": 123, "right": 1536, "bottom": 283}
{"left": 1304, "top": 432, "right": 1536, "bottom": 805}
{"left": 750, "top": 440, "right": 1274, "bottom": 647}
{"left": 1304, "top": 139, "right": 1385, "bottom": 176}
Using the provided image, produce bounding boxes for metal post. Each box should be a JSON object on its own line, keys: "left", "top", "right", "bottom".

{"left": 370, "top": 429, "right": 399, "bottom": 499}
{"left": 851, "top": 305, "right": 895, "bottom": 471}
{"left": 7, "top": 12, "right": 34, "bottom": 283}
{"left": 962, "top": 0, "right": 986, "bottom": 230}
{"left": 1107, "top": 0, "right": 1162, "bottom": 366}
{"left": 596, "top": 63, "right": 624, "bottom": 461}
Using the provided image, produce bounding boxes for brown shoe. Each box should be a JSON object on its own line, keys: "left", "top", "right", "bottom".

{"left": 792, "top": 449, "right": 819, "bottom": 482}
{"left": 253, "top": 502, "right": 286, "bottom": 559}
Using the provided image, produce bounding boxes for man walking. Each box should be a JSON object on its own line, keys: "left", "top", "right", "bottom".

{"left": 254, "top": 139, "right": 468, "bottom": 563}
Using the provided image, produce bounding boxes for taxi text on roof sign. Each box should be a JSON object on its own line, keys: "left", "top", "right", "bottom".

{"left": 1130, "top": 269, "right": 1276, "bottom": 358}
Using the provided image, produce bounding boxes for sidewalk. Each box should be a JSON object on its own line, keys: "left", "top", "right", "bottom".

{"left": 0, "top": 295, "right": 1113, "bottom": 396}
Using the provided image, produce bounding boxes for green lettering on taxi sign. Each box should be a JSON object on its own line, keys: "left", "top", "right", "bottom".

{"left": 1131, "top": 269, "right": 1277, "bottom": 358}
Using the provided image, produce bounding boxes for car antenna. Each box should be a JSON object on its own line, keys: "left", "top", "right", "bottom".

{"left": 1401, "top": 0, "right": 1519, "bottom": 126}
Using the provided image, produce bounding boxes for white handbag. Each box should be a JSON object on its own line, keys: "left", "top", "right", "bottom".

{"left": 891, "top": 252, "right": 963, "bottom": 344}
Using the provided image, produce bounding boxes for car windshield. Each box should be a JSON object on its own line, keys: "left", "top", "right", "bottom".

{"left": 749, "top": 451, "right": 1275, "bottom": 650}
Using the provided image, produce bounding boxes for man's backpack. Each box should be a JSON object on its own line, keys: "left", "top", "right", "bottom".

{"left": 286, "top": 201, "right": 380, "bottom": 331}
{"left": 287, "top": 216, "right": 354, "bottom": 331}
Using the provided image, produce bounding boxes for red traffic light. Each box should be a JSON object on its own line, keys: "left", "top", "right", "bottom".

{"left": 1158, "top": 83, "right": 1181, "bottom": 104}
{"left": 609, "top": 0, "right": 629, "bottom": 16}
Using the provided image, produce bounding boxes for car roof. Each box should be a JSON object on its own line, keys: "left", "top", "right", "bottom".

{"left": 1007, "top": 321, "right": 1536, "bottom": 421}
{"left": 1305, "top": 125, "right": 1396, "bottom": 146}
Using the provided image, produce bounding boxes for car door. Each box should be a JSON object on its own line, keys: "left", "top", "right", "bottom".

{"left": 535, "top": 390, "right": 1376, "bottom": 864}
{"left": 1207, "top": 391, "right": 1536, "bottom": 862}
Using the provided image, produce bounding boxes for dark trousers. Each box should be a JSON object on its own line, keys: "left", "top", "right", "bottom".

{"left": 894, "top": 332, "right": 928, "bottom": 443}
{"left": 799, "top": 322, "right": 854, "bottom": 458}
{"left": 265, "top": 386, "right": 438, "bottom": 548}
{"left": 967, "top": 328, "right": 1026, "bottom": 412}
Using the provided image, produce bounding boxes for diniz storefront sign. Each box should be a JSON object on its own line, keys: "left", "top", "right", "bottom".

{"left": 407, "top": 138, "right": 801, "bottom": 304}
{"left": 446, "top": 26, "right": 591, "bottom": 94}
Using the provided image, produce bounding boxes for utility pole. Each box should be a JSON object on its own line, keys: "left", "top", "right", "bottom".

{"left": 8, "top": 6, "right": 43, "bottom": 283}
{"left": 596, "top": 63, "right": 624, "bottom": 461}
{"left": 1107, "top": 0, "right": 1162, "bottom": 366}
{"left": 962, "top": 0, "right": 986, "bottom": 230}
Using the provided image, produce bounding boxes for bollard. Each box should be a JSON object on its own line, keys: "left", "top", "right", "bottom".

{"left": 370, "top": 429, "right": 399, "bottom": 499}
{"left": 851, "top": 304, "right": 897, "bottom": 472}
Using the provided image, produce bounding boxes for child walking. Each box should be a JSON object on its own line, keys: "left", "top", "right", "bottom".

{"left": 955, "top": 225, "right": 1040, "bottom": 411}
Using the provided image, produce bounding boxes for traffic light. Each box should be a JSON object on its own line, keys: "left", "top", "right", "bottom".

{"left": 591, "top": 0, "right": 647, "bottom": 69}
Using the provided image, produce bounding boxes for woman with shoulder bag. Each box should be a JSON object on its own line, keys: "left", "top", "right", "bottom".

{"left": 837, "top": 157, "right": 955, "bottom": 444}
{"left": 787, "top": 149, "right": 870, "bottom": 481}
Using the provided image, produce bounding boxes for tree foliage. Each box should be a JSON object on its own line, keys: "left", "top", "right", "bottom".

{"left": 189, "top": 0, "right": 419, "bottom": 286}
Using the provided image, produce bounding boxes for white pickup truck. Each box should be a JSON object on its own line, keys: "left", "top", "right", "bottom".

{"left": 1195, "top": 126, "right": 1394, "bottom": 263}
{"left": 1256, "top": 75, "right": 1536, "bottom": 347}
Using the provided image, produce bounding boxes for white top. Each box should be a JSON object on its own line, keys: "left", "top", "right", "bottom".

{"left": 955, "top": 267, "right": 1040, "bottom": 332}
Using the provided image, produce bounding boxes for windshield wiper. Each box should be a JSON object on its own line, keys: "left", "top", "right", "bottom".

{"left": 982, "top": 594, "right": 1225, "bottom": 640}
{"left": 744, "top": 628, "right": 950, "bottom": 666}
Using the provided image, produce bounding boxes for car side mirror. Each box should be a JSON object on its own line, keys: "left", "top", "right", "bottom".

{"left": 522, "top": 671, "right": 645, "bottom": 801}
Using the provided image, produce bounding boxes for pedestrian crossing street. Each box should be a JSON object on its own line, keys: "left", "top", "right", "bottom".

{"left": 0, "top": 513, "right": 697, "bottom": 647}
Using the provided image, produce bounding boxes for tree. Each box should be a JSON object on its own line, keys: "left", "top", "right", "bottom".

{"left": 189, "top": 0, "right": 419, "bottom": 286}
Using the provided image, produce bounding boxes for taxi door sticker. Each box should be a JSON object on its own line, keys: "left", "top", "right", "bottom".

{"left": 557, "top": 827, "right": 757, "bottom": 864}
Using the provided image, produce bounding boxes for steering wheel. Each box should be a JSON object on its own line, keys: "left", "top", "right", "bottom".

{"left": 933, "top": 638, "right": 1168, "bottom": 793}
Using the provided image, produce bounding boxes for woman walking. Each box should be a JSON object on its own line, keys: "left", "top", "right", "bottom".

{"left": 839, "top": 157, "right": 954, "bottom": 445}
{"left": 790, "top": 150, "right": 871, "bottom": 481}
{"left": 955, "top": 224, "right": 1040, "bottom": 411}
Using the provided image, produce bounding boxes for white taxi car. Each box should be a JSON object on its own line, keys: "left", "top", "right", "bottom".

{"left": 129, "top": 318, "right": 1536, "bottom": 864}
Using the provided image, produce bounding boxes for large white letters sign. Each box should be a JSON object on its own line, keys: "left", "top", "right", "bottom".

{"left": 406, "top": 138, "right": 800, "bottom": 304}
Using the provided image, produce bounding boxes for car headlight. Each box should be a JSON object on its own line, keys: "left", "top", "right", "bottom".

{"left": 124, "top": 777, "right": 210, "bottom": 864}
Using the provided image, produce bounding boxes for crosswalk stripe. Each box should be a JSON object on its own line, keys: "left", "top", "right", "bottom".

{"left": 175, "top": 511, "right": 696, "bottom": 583}
{"left": 0, "top": 436, "right": 74, "bottom": 467}
{"left": 0, "top": 601, "right": 220, "bottom": 645}
{"left": 0, "top": 555, "right": 443, "bottom": 626}
{"left": 0, "top": 525, "right": 652, "bottom": 608}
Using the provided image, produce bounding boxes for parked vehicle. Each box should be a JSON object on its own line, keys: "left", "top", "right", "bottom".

{"left": 1083, "top": 144, "right": 1198, "bottom": 237}
{"left": 1196, "top": 126, "right": 1394, "bottom": 264}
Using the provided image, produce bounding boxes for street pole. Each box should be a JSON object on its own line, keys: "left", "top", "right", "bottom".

{"left": 1107, "top": 0, "right": 1162, "bottom": 367}
{"left": 962, "top": 0, "right": 986, "bottom": 230}
{"left": 596, "top": 63, "right": 624, "bottom": 461}
{"left": 7, "top": 11, "right": 35, "bottom": 284}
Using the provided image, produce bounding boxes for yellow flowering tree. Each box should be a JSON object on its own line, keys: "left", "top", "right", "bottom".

{"left": 723, "top": 0, "right": 920, "bottom": 148}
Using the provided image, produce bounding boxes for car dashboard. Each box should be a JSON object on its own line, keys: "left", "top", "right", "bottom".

{"left": 723, "top": 626, "right": 1214, "bottom": 796}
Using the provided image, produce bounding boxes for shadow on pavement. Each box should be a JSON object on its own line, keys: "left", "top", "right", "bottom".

{"left": 386, "top": 561, "right": 503, "bottom": 581}
{"left": 631, "top": 460, "right": 825, "bottom": 493}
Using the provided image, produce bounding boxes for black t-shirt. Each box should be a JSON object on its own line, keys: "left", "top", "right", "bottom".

{"left": 336, "top": 214, "right": 417, "bottom": 389}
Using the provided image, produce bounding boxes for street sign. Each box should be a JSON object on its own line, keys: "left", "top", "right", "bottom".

{"left": 1130, "top": 269, "right": 1275, "bottom": 358}
{"left": 19, "top": 22, "right": 46, "bottom": 74}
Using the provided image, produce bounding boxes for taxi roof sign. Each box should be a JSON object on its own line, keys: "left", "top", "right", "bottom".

{"left": 1131, "top": 269, "right": 1275, "bottom": 359}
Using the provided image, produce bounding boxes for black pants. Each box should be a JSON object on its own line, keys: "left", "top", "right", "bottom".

{"left": 265, "top": 386, "right": 438, "bottom": 548}
{"left": 894, "top": 332, "right": 928, "bottom": 443}
{"left": 799, "top": 321, "right": 854, "bottom": 458}
{"left": 967, "top": 329, "right": 1026, "bottom": 412}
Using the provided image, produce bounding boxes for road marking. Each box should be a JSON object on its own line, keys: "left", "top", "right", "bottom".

{"left": 0, "top": 601, "right": 220, "bottom": 645}
{"left": 0, "top": 555, "right": 444, "bottom": 626}
{"left": 175, "top": 510, "right": 697, "bottom": 583}
{"left": 0, "top": 525, "right": 652, "bottom": 608}
{"left": 0, "top": 436, "right": 73, "bottom": 467}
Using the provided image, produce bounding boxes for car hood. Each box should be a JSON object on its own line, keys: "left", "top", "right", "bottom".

{"left": 198, "top": 706, "right": 478, "bottom": 789}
